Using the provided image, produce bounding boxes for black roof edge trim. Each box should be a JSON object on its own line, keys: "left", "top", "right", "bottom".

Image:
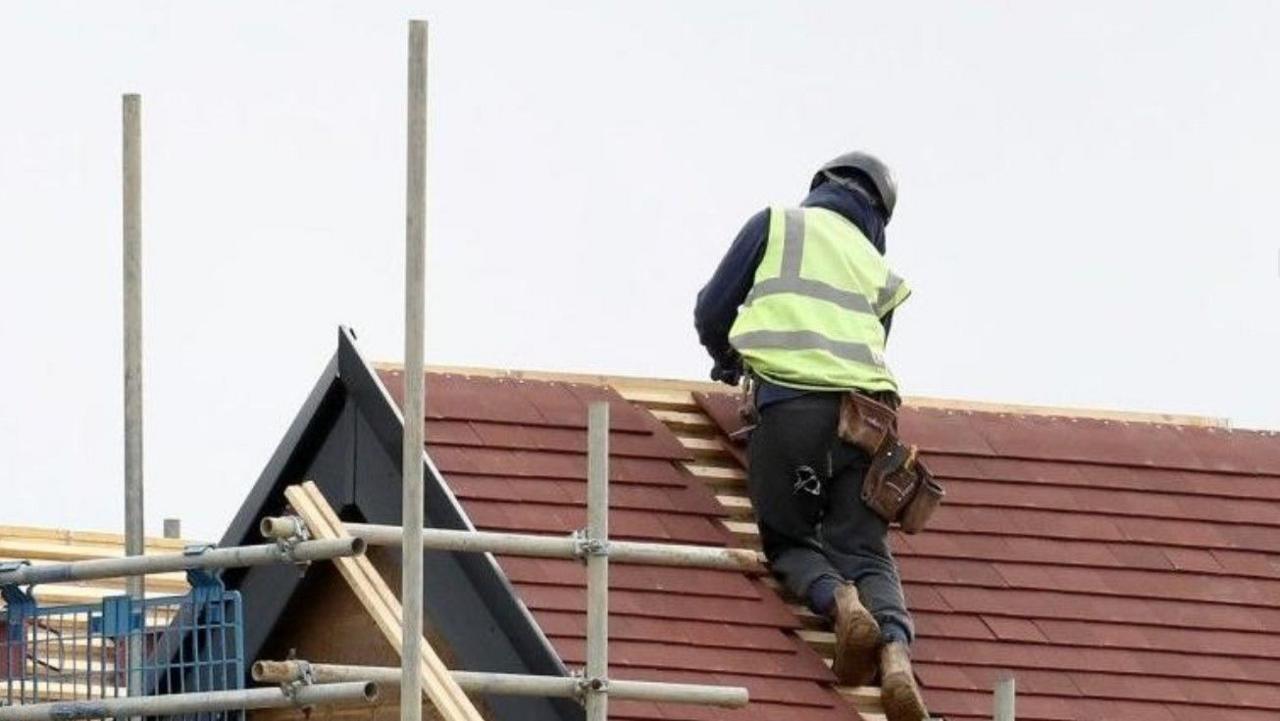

{"left": 219, "top": 352, "right": 342, "bottom": 562}
{"left": 336, "top": 327, "right": 580, "bottom": 709}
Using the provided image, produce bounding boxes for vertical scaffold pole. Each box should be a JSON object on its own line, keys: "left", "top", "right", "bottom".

{"left": 995, "top": 674, "right": 1016, "bottom": 721}
{"left": 121, "top": 91, "right": 145, "bottom": 703}
{"left": 402, "top": 18, "right": 429, "bottom": 721}
{"left": 585, "top": 402, "right": 610, "bottom": 721}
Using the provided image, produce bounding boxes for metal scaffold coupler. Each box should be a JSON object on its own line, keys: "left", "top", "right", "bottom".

{"left": 577, "top": 674, "right": 608, "bottom": 699}
{"left": 273, "top": 515, "right": 312, "bottom": 571}
{"left": 281, "top": 660, "right": 316, "bottom": 705}
{"left": 0, "top": 569, "right": 36, "bottom": 612}
{"left": 571, "top": 529, "right": 610, "bottom": 562}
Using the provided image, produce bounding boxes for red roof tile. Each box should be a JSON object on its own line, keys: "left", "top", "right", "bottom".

{"left": 695, "top": 391, "right": 1280, "bottom": 720}
{"left": 387, "top": 369, "right": 1280, "bottom": 720}
{"left": 380, "top": 370, "right": 853, "bottom": 721}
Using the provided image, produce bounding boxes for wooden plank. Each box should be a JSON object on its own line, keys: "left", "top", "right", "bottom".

{"left": 617, "top": 386, "right": 698, "bottom": 411}
{"left": 719, "top": 520, "right": 761, "bottom": 550}
{"left": 25, "top": 584, "right": 184, "bottom": 606}
{"left": 714, "top": 493, "right": 755, "bottom": 519}
{"left": 0, "top": 526, "right": 190, "bottom": 550}
{"left": 687, "top": 464, "right": 747, "bottom": 492}
{"left": 837, "top": 685, "right": 883, "bottom": 706}
{"left": 288, "top": 483, "right": 466, "bottom": 719}
{"left": 902, "top": 395, "right": 1228, "bottom": 428}
{"left": 758, "top": 574, "right": 789, "bottom": 595}
{"left": 374, "top": 363, "right": 729, "bottom": 395}
{"left": 796, "top": 628, "right": 836, "bottom": 656}
{"left": 286, "top": 484, "right": 446, "bottom": 709}
{"left": 25, "top": 653, "right": 117, "bottom": 674}
{"left": 0, "top": 528, "right": 189, "bottom": 609}
{"left": 17, "top": 629, "right": 114, "bottom": 651}
{"left": 686, "top": 463, "right": 747, "bottom": 478}
{"left": 677, "top": 436, "right": 721, "bottom": 452}
{"left": 684, "top": 463, "right": 745, "bottom": 481}
{"left": 13, "top": 609, "right": 173, "bottom": 638}
{"left": 788, "top": 603, "right": 827, "bottom": 630}
{"left": 678, "top": 436, "right": 733, "bottom": 462}
{"left": 284, "top": 482, "right": 484, "bottom": 721}
{"left": 650, "top": 410, "right": 715, "bottom": 433}
{"left": 0, "top": 679, "right": 121, "bottom": 701}
{"left": 0, "top": 539, "right": 195, "bottom": 568}
{"left": 252, "top": 704, "right": 394, "bottom": 721}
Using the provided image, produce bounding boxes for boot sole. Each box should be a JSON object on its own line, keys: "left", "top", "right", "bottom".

{"left": 832, "top": 604, "right": 880, "bottom": 686}
{"left": 882, "top": 672, "right": 928, "bottom": 721}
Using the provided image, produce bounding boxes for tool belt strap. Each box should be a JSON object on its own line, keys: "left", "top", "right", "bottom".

{"left": 837, "top": 392, "right": 944, "bottom": 533}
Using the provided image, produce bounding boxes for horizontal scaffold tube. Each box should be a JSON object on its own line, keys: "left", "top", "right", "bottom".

{"left": 253, "top": 660, "right": 748, "bottom": 709}
{"left": 0, "top": 537, "right": 365, "bottom": 587}
{"left": 341, "top": 522, "right": 762, "bottom": 573}
{"left": 0, "top": 681, "right": 379, "bottom": 721}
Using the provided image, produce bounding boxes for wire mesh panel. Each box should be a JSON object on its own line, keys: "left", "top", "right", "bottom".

{"left": 1, "top": 577, "right": 244, "bottom": 721}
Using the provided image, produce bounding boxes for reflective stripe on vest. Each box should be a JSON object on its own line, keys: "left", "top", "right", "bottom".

{"left": 731, "top": 329, "right": 884, "bottom": 367}
{"left": 728, "top": 206, "right": 910, "bottom": 393}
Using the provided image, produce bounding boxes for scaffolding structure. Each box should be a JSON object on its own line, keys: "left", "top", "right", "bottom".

{"left": 2, "top": 573, "right": 244, "bottom": 710}
{"left": 1, "top": 410, "right": 754, "bottom": 721}
{"left": 0, "top": 538, "right": 374, "bottom": 721}
{"left": 0, "top": 540, "right": 363, "bottom": 588}
{"left": 401, "top": 21, "right": 429, "bottom": 721}
{"left": 0, "top": 15, "right": 1009, "bottom": 721}
{"left": 1, "top": 23, "right": 758, "bottom": 717}
{"left": 256, "top": 404, "right": 757, "bottom": 721}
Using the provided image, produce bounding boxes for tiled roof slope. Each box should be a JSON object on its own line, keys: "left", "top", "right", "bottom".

{"left": 693, "top": 391, "right": 1280, "bottom": 721}
{"left": 377, "top": 370, "right": 858, "bottom": 721}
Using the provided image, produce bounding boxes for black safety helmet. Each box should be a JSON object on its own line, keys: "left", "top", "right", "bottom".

{"left": 811, "top": 151, "right": 898, "bottom": 223}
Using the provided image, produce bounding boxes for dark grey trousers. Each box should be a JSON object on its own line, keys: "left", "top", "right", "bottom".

{"left": 746, "top": 392, "right": 914, "bottom": 643}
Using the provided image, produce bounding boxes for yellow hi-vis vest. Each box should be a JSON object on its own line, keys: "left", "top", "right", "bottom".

{"left": 728, "top": 205, "right": 911, "bottom": 394}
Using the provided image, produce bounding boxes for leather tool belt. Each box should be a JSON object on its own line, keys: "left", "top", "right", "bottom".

{"left": 837, "top": 391, "right": 944, "bottom": 533}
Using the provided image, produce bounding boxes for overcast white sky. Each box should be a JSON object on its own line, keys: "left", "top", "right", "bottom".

{"left": 1, "top": 2, "right": 1277, "bottom": 541}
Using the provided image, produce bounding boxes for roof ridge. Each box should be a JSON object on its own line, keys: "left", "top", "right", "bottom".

{"left": 373, "top": 362, "right": 1232, "bottom": 429}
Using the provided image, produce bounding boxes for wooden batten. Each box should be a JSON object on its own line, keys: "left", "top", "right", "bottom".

{"left": 650, "top": 409, "right": 717, "bottom": 434}
{"left": 627, "top": 385, "right": 892, "bottom": 721}
{"left": 283, "top": 482, "right": 485, "bottom": 721}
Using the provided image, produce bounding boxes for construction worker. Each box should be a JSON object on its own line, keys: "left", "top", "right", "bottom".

{"left": 694, "top": 152, "right": 927, "bottom": 721}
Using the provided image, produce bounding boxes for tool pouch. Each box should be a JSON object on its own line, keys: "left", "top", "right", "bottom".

{"left": 838, "top": 392, "right": 944, "bottom": 533}
{"left": 837, "top": 392, "right": 898, "bottom": 455}
{"left": 899, "top": 465, "right": 944, "bottom": 534}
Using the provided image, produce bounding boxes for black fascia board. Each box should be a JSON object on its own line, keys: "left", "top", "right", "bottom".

{"left": 219, "top": 352, "right": 343, "bottom": 567}
{"left": 218, "top": 327, "right": 581, "bottom": 721}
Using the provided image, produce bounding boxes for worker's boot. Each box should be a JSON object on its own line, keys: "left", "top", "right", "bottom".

{"left": 831, "top": 583, "right": 880, "bottom": 686}
{"left": 880, "top": 641, "right": 928, "bottom": 721}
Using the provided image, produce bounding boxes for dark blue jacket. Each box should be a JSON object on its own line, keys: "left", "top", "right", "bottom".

{"left": 693, "top": 182, "right": 894, "bottom": 403}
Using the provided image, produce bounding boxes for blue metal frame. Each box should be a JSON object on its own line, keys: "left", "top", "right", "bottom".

{"left": 2, "top": 571, "right": 244, "bottom": 720}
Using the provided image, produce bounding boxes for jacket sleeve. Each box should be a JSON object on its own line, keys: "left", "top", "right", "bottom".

{"left": 878, "top": 226, "right": 894, "bottom": 342}
{"left": 694, "top": 208, "right": 769, "bottom": 363}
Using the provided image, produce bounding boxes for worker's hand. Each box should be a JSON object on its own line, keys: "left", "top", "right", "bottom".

{"left": 710, "top": 352, "right": 743, "bottom": 386}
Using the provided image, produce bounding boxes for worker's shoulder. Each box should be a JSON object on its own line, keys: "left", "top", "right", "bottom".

{"left": 732, "top": 206, "right": 771, "bottom": 239}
